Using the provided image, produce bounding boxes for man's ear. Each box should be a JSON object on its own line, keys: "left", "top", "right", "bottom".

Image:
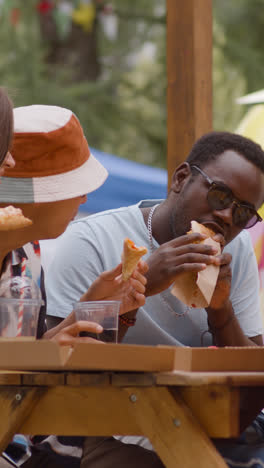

{"left": 170, "top": 163, "right": 192, "bottom": 193}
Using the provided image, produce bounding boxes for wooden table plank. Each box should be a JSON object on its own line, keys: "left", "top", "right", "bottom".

{"left": 66, "top": 372, "right": 111, "bottom": 386}
{"left": 20, "top": 386, "right": 143, "bottom": 436}
{"left": 10, "top": 383, "right": 247, "bottom": 439}
{"left": 112, "top": 372, "right": 156, "bottom": 387}
{"left": 156, "top": 371, "right": 264, "bottom": 386}
{"left": 22, "top": 373, "right": 65, "bottom": 386}
{"left": 0, "top": 371, "right": 22, "bottom": 385}
{"left": 4, "top": 370, "right": 264, "bottom": 388}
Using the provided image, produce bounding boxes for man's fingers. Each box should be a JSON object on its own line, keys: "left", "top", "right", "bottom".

{"left": 212, "top": 233, "right": 225, "bottom": 248}
{"left": 173, "top": 251, "right": 231, "bottom": 269}
{"left": 65, "top": 320, "right": 103, "bottom": 336}
{"left": 175, "top": 243, "right": 219, "bottom": 256}
{"left": 170, "top": 232, "right": 207, "bottom": 246}
{"left": 136, "top": 259, "right": 149, "bottom": 274}
{"left": 217, "top": 252, "right": 232, "bottom": 266}
{"left": 171, "top": 263, "right": 207, "bottom": 275}
{"left": 175, "top": 253, "right": 221, "bottom": 266}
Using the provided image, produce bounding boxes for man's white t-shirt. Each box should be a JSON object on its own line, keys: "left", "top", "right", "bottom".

{"left": 46, "top": 200, "right": 263, "bottom": 347}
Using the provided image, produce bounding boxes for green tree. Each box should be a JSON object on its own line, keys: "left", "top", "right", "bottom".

{"left": 213, "top": 0, "right": 264, "bottom": 131}
{"left": 1, "top": 0, "right": 262, "bottom": 167}
{"left": 0, "top": 0, "right": 167, "bottom": 167}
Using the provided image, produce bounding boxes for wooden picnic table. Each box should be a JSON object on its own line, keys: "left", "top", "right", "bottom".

{"left": 1, "top": 368, "right": 264, "bottom": 468}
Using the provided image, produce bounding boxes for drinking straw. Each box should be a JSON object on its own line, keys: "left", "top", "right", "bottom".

{"left": 16, "top": 258, "right": 26, "bottom": 337}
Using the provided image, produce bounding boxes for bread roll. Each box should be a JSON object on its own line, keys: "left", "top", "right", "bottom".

{"left": 188, "top": 220, "right": 216, "bottom": 240}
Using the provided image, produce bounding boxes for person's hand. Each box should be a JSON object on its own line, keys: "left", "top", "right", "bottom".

{"left": 80, "top": 261, "right": 148, "bottom": 314}
{"left": 47, "top": 320, "right": 104, "bottom": 346}
{"left": 145, "top": 232, "right": 221, "bottom": 296}
{"left": 206, "top": 251, "right": 232, "bottom": 311}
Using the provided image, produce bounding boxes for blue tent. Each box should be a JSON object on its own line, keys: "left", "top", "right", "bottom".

{"left": 79, "top": 148, "right": 168, "bottom": 214}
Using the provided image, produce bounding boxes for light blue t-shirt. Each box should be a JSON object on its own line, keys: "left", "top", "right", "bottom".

{"left": 46, "top": 201, "right": 263, "bottom": 347}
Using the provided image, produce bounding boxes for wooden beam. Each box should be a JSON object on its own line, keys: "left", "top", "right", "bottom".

{"left": 19, "top": 385, "right": 228, "bottom": 468}
{"left": 123, "top": 387, "right": 228, "bottom": 468}
{"left": 178, "top": 385, "right": 240, "bottom": 438}
{"left": 166, "top": 0, "right": 213, "bottom": 185}
{"left": 0, "top": 387, "right": 45, "bottom": 452}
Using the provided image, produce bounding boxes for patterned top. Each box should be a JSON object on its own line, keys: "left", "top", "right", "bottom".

{"left": 1, "top": 242, "right": 47, "bottom": 466}
{"left": 1, "top": 243, "right": 83, "bottom": 466}
{"left": 0, "top": 241, "right": 46, "bottom": 339}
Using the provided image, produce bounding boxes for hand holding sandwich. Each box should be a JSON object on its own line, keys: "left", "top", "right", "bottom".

{"left": 205, "top": 256, "right": 261, "bottom": 346}
{"left": 146, "top": 219, "right": 231, "bottom": 312}
{"left": 80, "top": 261, "right": 148, "bottom": 315}
{"left": 190, "top": 230, "right": 261, "bottom": 347}
{"left": 205, "top": 247, "right": 232, "bottom": 311}
{"left": 44, "top": 261, "right": 148, "bottom": 345}
{"left": 145, "top": 229, "right": 221, "bottom": 297}
{"left": 44, "top": 239, "right": 148, "bottom": 345}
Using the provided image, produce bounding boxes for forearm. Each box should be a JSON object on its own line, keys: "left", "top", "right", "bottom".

{"left": 207, "top": 301, "right": 260, "bottom": 347}
{"left": 118, "top": 309, "right": 138, "bottom": 341}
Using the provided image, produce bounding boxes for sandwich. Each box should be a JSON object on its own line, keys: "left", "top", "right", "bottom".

{"left": 0, "top": 206, "right": 32, "bottom": 231}
{"left": 171, "top": 220, "right": 221, "bottom": 308}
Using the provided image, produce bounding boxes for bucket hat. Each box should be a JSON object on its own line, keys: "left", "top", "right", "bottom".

{"left": 0, "top": 105, "right": 108, "bottom": 203}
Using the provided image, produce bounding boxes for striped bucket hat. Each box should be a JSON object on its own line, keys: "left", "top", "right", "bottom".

{"left": 0, "top": 105, "right": 108, "bottom": 203}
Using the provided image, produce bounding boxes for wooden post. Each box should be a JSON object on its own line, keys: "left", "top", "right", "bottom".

{"left": 166, "top": 0, "right": 213, "bottom": 186}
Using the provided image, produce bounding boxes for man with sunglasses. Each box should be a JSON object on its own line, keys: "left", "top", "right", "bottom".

{"left": 45, "top": 131, "right": 264, "bottom": 467}
{"left": 46, "top": 130, "right": 264, "bottom": 348}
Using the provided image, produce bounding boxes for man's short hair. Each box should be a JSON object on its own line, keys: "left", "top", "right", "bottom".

{"left": 186, "top": 131, "right": 264, "bottom": 172}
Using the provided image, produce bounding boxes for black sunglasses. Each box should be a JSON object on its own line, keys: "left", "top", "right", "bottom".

{"left": 190, "top": 165, "right": 262, "bottom": 229}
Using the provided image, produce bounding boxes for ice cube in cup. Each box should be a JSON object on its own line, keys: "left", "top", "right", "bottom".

{"left": 73, "top": 301, "right": 120, "bottom": 343}
{"left": 0, "top": 277, "right": 43, "bottom": 338}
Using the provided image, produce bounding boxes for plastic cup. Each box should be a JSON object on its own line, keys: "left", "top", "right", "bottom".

{"left": 0, "top": 297, "right": 42, "bottom": 338}
{"left": 0, "top": 276, "right": 43, "bottom": 338}
{"left": 73, "top": 301, "right": 120, "bottom": 343}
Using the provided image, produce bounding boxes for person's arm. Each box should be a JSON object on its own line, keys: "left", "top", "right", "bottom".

{"left": 206, "top": 233, "right": 263, "bottom": 347}
{"left": 117, "top": 232, "right": 221, "bottom": 341}
{"left": 207, "top": 300, "right": 262, "bottom": 347}
{"left": 143, "top": 230, "right": 263, "bottom": 347}
{"left": 118, "top": 309, "right": 138, "bottom": 341}
{"left": 44, "top": 262, "right": 147, "bottom": 345}
{"left": 80, "top": 261, "right": 148, "bottom": 315}
{"left": 45, "top": 221, "right": 110, "bottom": 320}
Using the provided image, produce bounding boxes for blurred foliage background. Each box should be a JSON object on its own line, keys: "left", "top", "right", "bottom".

{"left": 0, "top": 0, "right": 262, "bottom": 168}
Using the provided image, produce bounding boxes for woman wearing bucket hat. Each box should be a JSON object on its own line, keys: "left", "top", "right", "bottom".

{"left": 0, "top": 104, "right": 161, "bottom": 468}
{"left": 0, "top": 104, "right": 148, "bottom": 342}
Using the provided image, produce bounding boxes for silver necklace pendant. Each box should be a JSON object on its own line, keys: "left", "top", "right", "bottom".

{"left": 147, "top": 204, "right": 189, "bottom": 317}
